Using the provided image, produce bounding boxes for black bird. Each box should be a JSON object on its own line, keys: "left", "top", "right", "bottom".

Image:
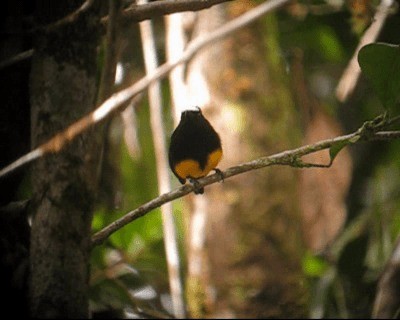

{"left": 168, "top": 107, "right": 223, "bottom": 194}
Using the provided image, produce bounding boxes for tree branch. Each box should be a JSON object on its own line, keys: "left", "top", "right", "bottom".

{"left": 0, "top": 0, "right": 291, "bottom": 179}
{"left": 109, "top": 0, "right": 234, "bottom": 24}
{"left": 96, "top": 0, "right": 123, "bottom": 104}
{"left": 35, "top": 0, "right": 96, "bottom": 33}
{"left": 1, "top": 0, "right": 232, "bottom": 70}
{"left": 0, "top": 49, "right": 33, "bottom": 70}
{"left": 41, "top": 0, "right": 233, "bottom": 31}
{"left": 91, "top": 121, "right": 400, "bottom": 247}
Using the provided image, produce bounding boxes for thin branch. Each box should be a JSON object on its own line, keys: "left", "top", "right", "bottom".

{"left": 32, "top": 0, "right": 231, "bottom": 34}
{"left": 91, "top": 124, "right": 400, "bottom": 247}
{"left": 36, "top": 0, "right": 95, "bottom": 33}
{"left": 97, "top": 0, "right": 122, "bottom": 104}
{"left": 0, "top": 0, "right": 291, "bottom": 179}
{"left": 107, "top": 0, "right": 233, "bottom": 24}
{"left": 38, "top": 0, "right": 232, "bottom": 32}
{"left": 0, "top": 49, "right": 33, "bottom": 70}
{"left": 0, "top": 0, "right": 96, "bottom": 70}
{"left": 0, "top": 1, "right": 268, "bottom": 72}
{"left": 371, "top": 131, "right": 400, "bottom": 140}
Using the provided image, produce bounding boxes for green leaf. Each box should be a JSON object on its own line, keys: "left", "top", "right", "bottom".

{"left": 329, "top": 140, "right": 348, "bottom": 162}
{"left": 328, "top": 142, "right": 343, "bottom": 162}
{"left": 329, "top": 136, "right": 360, "bottom": 163}
{"left": 302, "top": 251, "right": 328, "bottom": 277}
{"left": 358, "top": 43, "right": 400, "bottom": 110}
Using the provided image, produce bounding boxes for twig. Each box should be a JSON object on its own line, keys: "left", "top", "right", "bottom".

{"left": 36, "top": 0, "right": 95, "bottom": 33}
{"left": 0, "top": 0, "right": 291, "bottom": 179}
{"left": 97, "top": 0, "right": 122, "bottom": 104}
{"left": 33, "top": 0, "right": 231, "bottom": 34}
{"left": 0, "top": 49, "right": 34, "bottom": 70}
{"left": 91, "top": 123, "right": 400, "bottom": 247}
{"left": 138, "top": 1, "right": 186, "bottom": 317}
{"left": 105, "top": 0, "right": 233, "bottom": 24}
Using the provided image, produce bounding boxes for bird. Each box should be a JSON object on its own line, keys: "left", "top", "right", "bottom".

{"left": 168, "top": 107, "right": 223, "bottom": 194}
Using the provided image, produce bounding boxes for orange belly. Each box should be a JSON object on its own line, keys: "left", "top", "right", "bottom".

{"left": 174, "top": 149, "right": 222, "bottom": 180}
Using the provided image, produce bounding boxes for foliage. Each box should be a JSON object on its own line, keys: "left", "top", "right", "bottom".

{"left": 358, "top": 42, "right": 400, "bottom": 110}
{"left": 277, "top": 2, "right": 400, "bottom": 318}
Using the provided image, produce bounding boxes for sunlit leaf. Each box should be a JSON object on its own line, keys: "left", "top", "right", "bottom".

{"left": 315, "top": 25, "right": 346, "bottom": 62}
{"left": 302, "top": 251, "right": 329, "bottom": 277}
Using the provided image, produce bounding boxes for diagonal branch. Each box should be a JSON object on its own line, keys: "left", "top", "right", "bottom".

{"left": 1, "top": 0, "right": 233, "bottom": 70}
{"left": 38, "top": 0, "right": 233, "bottom": 31}
{"left": 0, "top": 49, "right": 33, "bottom": 70}
{"left": 118, "top": 0, "right": 234, "bottom": 23}
{"left": 35, "top": 0, "right": 96, "bottom": 33}
{"left": 91, "top": 121, "right": 400, "bottom": 247}
{"left": 42, "top": 0, "right": 233, "bottom": 31}
{"left": 0, "top": 0, "right": 291, "bottom": 179}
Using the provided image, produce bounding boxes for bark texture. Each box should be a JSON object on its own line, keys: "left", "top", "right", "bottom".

{"left": 29, "top": 1, "right": 101, "bottom": 318}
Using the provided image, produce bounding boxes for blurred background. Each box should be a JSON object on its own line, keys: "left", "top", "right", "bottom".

{"left": 88, "top": 1, "right": 400, "bottom": 318}
{"left": 90, "top": 0, "right": 400, "bottom": 318}
{"left": 2, "top": 0, "right": 400, "bottom": 318}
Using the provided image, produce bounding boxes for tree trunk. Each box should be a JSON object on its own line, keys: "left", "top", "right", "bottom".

{"left": 29, "top": 1, "right": 101, "bottom": 318}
